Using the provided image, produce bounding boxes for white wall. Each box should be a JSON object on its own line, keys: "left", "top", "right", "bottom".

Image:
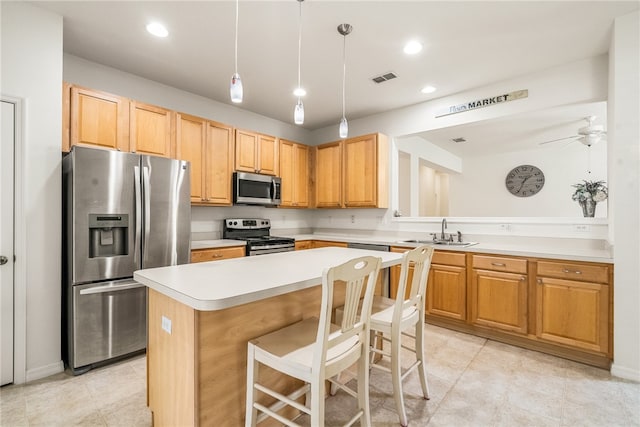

{"left": 610, "top": 10, "right": 640, "bottom": 381}
{"left": 1, "top": 2, "right": 63, "bottom": 381}
{"left": 448, "top": 142, "right": 608, "bottom": 217}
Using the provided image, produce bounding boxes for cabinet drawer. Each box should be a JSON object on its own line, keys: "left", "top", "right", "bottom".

{"left": 191, "top": 246, "right": 245, "bottom": 263}
{"left": 537, "top": 261, "right": 610, "bottom": 284}
{"left": 473, "top": 255, "right": 527, "bottom": 274}
{"left": 432, "top": 251, "right": 466, "bottom": 267}
{"left": 295, "top": 241, "right": 313, "bottom": 251}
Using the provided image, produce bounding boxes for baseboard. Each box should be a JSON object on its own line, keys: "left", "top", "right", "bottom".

{"left": 611, "top": 362, "right": 640, "bottom": 382}
{"left": 26, "top": 360, "right": 64, "bottom": 383}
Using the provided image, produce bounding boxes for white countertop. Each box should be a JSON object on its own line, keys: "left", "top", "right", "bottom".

{"left": 134, "top": 247, "right": 403, "bottom": 311}
{"left": 191, "top": 239, "right": 246, "bottom": 250}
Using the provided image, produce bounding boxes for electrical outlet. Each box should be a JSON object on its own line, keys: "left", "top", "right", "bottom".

{"left": 573, "top": 224, "right": 591, "bottom": 232}
{"left": 161, "top": 315, "right": 172, "bottom": 334}
{"left": 350, "top": 215, "right": 355, "bottom": 224}
{"left": 499, "top": 223, "right": 512, "bottom": 232}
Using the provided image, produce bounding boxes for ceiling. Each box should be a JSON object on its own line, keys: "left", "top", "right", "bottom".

{"left": 32, "top": 1, "right": 637, "bottom": 131}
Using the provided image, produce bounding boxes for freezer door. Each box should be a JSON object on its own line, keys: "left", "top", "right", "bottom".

{"left": 141, "top": 155, "right": 191, "bottom": 268}
{"left": 71, "top": 279, "right": 146, "bottom": 369}
{"left": 65, "top": 147, "right": 141, "bottom": 284}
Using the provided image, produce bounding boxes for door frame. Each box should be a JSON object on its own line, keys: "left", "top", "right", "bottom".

{"left": 2, "top": 95, "right": 26, "bottom": 384}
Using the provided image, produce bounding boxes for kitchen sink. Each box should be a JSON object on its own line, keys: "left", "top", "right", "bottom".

{"left": 398, "top": 239, "right": 478, "bottom": 247}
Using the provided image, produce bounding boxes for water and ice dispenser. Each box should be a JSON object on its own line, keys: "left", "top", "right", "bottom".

{"left": 88, "top": 214, "right": 129, "bottom": 258}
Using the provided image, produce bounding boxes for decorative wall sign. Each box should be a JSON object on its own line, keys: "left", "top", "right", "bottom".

{"left": 435, "top": 89, "right": 528, "bottom": 118}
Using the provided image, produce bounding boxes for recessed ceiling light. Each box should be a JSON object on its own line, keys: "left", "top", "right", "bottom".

{"left": 421, "top": 85, "right": 437, "bottom": 94}
{"left": 146, "top": 22, "right": 168, "bottom": 38}
{"left": 293, "top": 87, "right": 306, "bottom": 97}
{"left": 403, "top": 40, "right": 423, "bottom": 55}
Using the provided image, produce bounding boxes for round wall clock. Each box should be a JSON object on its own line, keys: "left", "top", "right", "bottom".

{"left": 505, "top": 164, "right": 545, "bottom": 197}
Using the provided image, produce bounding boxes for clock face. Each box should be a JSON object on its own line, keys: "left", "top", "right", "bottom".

{"left": 505, "top": 165, "right": 545, "bottom": 197}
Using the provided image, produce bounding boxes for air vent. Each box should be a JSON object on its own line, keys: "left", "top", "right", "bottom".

{"left": 451, "top": 137, "right": 467, "bottom": 143}
{"left": 371, "top": 72, "right": 398, "bottom": 84}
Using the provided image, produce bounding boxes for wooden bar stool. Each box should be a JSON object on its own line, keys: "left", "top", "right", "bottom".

{"left": 369, "top": 245, "right": 434, "bottom": 426}
{"left": 245, "top": 255, "right": 382, "bottom": 427}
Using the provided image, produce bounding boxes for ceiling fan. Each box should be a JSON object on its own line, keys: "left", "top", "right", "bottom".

{"left": 539, "top": 115, "right": 607, "bottom": 147}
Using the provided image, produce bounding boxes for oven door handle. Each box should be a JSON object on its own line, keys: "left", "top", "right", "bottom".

{"left": 251, "top": 243, "right": 294, "bottom": 251}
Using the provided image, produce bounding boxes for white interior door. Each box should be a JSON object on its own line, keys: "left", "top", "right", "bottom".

{"left": 1, "top": 100, "right": 15, "bottom": 385}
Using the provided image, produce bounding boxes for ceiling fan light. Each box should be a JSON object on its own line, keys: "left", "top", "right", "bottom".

{"left": 294, "top": 99, "right": 304, "bottom": 125}
{"left": 230, "top": 72, "right": 243, "bottom": 103}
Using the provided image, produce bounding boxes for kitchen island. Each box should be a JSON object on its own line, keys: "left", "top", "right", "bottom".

{"left": 134, "top": 247, "right": 403, "bottom": 426}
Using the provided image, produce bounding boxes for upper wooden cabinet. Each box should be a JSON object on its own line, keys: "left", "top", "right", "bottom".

{"left": 67, "top": 85, "right": 129, "bottom": 152}
{"left": 343, "top": 134, "right": 388, "bottom": 208}
{"left": 279, "top": 139, "right": 309, "bottom": 208}
{"left": 314, "top": 133, "right": 389, "bottom": 208}
{"left": 235, "top": 129, "right": 279, "bottom": 176}
{"left": 176, "top": 113, "right": 234, "bottom": 205}
{"left": 130, "top": 101, "right": 174, "bottom": 158}
{"left": 315, "top": 141, "right": 343, "bottom": 208}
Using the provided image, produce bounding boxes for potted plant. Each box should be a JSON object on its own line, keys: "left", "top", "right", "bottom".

{"left": 571, "top": 180, "right": 608, "bottom": 217}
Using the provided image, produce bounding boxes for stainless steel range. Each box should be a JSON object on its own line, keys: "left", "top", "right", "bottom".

{"left": 222, "top": 218, "right": 295, "bottom": 256}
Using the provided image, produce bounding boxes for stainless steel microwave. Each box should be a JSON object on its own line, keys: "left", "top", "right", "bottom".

{"left": 233, "top": 172, "right": 281, "bottom": 206}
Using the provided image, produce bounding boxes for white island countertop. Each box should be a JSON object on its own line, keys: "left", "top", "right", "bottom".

{"left": 134, "top": 247, "right": 402, "bottom": 311}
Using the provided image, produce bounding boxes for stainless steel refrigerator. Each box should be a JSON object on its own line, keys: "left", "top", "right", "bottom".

{"left": 62, "top": 146, "right": 190, "bottom": 373}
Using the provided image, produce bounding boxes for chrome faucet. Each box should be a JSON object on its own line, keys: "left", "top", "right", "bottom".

{"left": 441, "top": 218, "right": 447, "bottom": 240}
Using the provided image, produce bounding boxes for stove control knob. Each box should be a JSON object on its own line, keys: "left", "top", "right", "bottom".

{"left": 233, "top": 221, "right": 238, "bottom": 225}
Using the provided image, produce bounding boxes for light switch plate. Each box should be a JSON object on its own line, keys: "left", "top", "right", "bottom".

{"left": 161, "top": 315, "right": 172, "bottom": 334}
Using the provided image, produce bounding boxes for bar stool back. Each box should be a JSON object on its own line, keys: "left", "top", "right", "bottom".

{"left": 245, "top": 255, "right": 382, "bottom": 427}
{"left": 369, "top": 245, "right": 434, "bottom": 427}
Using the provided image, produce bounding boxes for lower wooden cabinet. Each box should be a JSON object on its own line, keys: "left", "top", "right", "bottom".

{"left": 190, "top": 246, "right": 245, "bottom": 263}
{"left": 536, "top": 260, "right": 611, "bottom": 354}
{"left": 471, "top": 269, "right": 528, "bottom": 334}
{"left": 311, "top": 240, "right": 348, "bottom": 249}
{"left": 295, "top": 241, "right": 312, "bottom": 251}
{"left": 427, "top": 263, "right": 467, "bottom": 321}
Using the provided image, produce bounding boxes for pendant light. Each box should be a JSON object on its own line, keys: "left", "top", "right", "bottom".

{"left": 337, "top": 23, "right": 352, "bottom": 139}
{"left": 230, "top": 0, "right": 243, "bottom": 103}
{"left": 293, "top": 0, "right": 305, "bottom": 125}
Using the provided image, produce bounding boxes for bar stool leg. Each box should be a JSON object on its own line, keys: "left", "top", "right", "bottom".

{"left": 391, "top": 332, "right": 408, "bottom": 427}
{"left": 245, "top": 345, "right": 259, "bottom": 427}
{"left": 416, "top": 320, "right": 430, "bottom": 400}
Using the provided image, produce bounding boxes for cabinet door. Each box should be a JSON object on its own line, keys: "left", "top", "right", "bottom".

{"left": 315, "top": 142, "right": 343, "bottom": 208}
{"left": 311, "top": 241, "right": 348, "bottom": 249}
{"left": 130, "top": 101, "right": 173, "bottom": 157}
{"left": 235, "top": 130, "right": 258, "bottom": 172}
{"left": 176, "top": 113, "right": 206, "bottom": 203}
{"left": 257, "top": 134, "right": 278, "bottom": 176}
{"left": 294, "top": 143, "right": 309, "bottom": 207}
{"left": 295, "top": 241, "right": 312, "bottom": 251}
{"left": 70, "top": 86, "right": 129, "bottom": 152}
{"left": 536, "top": 277, "right": 609, "bottom": 354}
{"left": 205, "top": 122, "right": 234, "bottom": 205}
{"left": 471, "top": 269, "right": 527, "bottom": 334}
{"left": 344, "top": 135, "right": 377, "bottom": 207}
{"left": 279, "top": 140, "right": 295, "bottom": 207}
{"left": 427, "top": 264, "right": 467, "bottom": 321}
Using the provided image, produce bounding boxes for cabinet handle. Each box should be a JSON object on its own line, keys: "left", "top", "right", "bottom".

{"left": 562, "top": 269, "right": 582, "bottom": 275}
{"left": 537, "top": 278, "right": 542, "bottom": 284}
{"left": 491, "top": 262, "right": 506, "bottom": 267}
{"left": 520, "top": 276, "right": 526, "bottom": 282}
{"left": 211, "top": 254, "right": 224, "bottom": 258}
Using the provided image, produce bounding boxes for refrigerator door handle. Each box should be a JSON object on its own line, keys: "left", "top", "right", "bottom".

{"left": 79, "top": 281, "right": 146, "bottom": 295}
{"left": 143, "top": 166, "right": 151, "bottom": 253}
{"left": 134, "top": 165, "right": 142, "bottom": 265}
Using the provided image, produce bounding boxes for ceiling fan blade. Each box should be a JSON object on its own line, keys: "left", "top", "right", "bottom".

{"left": 538, "top": 135, "right": 580, "bottom": 145}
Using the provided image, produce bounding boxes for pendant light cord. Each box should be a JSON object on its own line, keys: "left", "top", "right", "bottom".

{"left": 234, "top": 0, "right": 239, "bottom": 73}
{"left": 341, "top": 34, "right": 346, "bottom": 119}
{"left": 297, "top": 0, "right": 302, "bottom": 97}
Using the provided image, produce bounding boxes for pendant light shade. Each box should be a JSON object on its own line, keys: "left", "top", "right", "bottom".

{"left": 230, "top": 0, "right": 243, "bottom": 103}
{"left": 337, "top": 23, "right": 352, "bottom": 139}
{"left": 293, "top": 0, "right": 305, "bottom": 125}
{"left": 294, "top": 99, "right": 304, "bottom": 124}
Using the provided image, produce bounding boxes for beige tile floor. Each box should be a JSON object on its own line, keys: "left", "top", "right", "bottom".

{"left": 1, "top": 324, "right": 638, "bottom": 426}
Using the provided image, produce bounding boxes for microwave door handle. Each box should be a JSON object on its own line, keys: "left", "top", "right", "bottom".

{"left": 134, "top": 166, "right": 141, "bottom": 266}
{"left": 271, "top": 179, "right": 276, "bottom": 201}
